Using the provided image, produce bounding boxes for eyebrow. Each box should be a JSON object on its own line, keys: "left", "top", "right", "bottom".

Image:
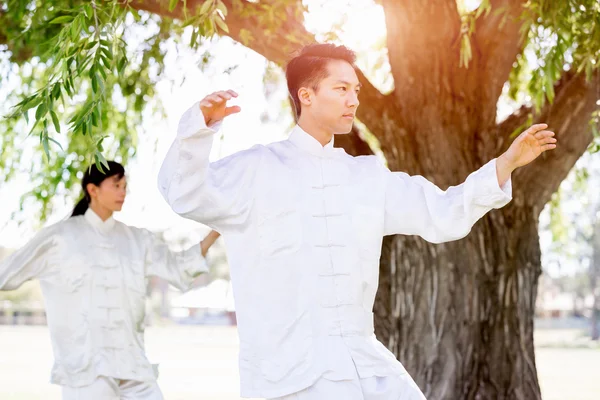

{"left": 334, "top": 80, "right": 362, "bottom": 88}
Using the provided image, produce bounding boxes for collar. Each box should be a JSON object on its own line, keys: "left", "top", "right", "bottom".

{"left": 288, "top": 125, "right": 336, "bottom": 157}
{"left": 84, "top": 208, "right": 116, "bottom": 234}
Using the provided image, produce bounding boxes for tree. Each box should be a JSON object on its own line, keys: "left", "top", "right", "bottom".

{"left": 1, "top": 0, "right": 600, "bottom": 398}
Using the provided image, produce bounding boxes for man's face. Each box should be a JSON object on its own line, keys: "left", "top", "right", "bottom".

{"left": 88, "top": 175, "right": 127, "bottom": 212}
{"left": 304, "top": 59, "right": 361, "bottom": 135}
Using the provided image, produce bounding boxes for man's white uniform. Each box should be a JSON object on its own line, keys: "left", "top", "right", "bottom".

{"left": 158, "top": 104, "right": 512, "bottom": 399}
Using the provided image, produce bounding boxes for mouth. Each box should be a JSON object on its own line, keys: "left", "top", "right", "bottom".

{"left": 342, "top": 114, "right": 355, "bottom": 119}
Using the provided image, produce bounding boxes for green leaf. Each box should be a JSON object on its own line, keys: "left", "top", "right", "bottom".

{"left": 200, "top": 0, "right": 213, "bottom": 16}
{"left": 92, "top": 108, "right": 99, "bottom": 127}
{"left": 27, "top": 119, "right": 40, "bottom": 137}
{"left": 510, "top": 113, "right": 533, "bottom": 138}
{"left": 117, "top": 57, "right": 126, "bottom": 75}
{"left": 35, "top": 103, "right": 47, "bottom": 120}
{"left": 214, "top": 16, "right": 228, "bottom": 33}
{"left": 190, "top": 28, "right": 199, "bottom": 47}
{"left": 206, "top": 17, "right": 215, "bottom": 35}
{"left": 84, "top": 4, "right": 93, "bottom": 19}
{"left": 97, "top": 74, "right": 105, "bottom": 93}
{"left": 91, "top": 74, "right": 98, "bottom": 93}
{"left": 18, "top": 95, "right": 43, "bottom": 113}
{"left": 100, "top": 46, "right": 113, "bottom": 60}
{"left": 131, "top": 9, "right": 142, "bottom": 22}
{"left": 216, "top": 0, "right": 228, "bottom": 16}
{"left": 98, "top": 61, "right": 109, "bottom": 78}
{"left": 95, "top": 151, "right": 109, "bottom": 170}
{"left": 63, "top": 80, "right": 73, "bottom": 97}
{"left": 591, "top": 123, "right": 599, "bottom": 138}
{"left": 544, "top": 77, "right": 555, "bottom": 104}
{"left": 48, "top": 137, "right": 64, "bottom": 151}
{"left": 49, "top": 15, "right": 74, "bottom": 24}
{"left": 169, "top": 0, "right": 179, "bottom": 12}
{"left": 52, "top": 84, "right": 62, "bottom": 101}
{"left": 42, "top": 134, "right": 50, "bottom": 160}
{"left": 50, "top": 110, "right": 61, "bottom": 133}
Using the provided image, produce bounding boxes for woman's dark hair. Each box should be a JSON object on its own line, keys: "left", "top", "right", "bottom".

{"left": 71, "top": 161, "right": 125, "bottom": 217}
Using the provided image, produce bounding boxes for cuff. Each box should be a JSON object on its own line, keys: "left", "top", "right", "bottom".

{"left": 177, "top": 102, "right": 223, "bottom": 139}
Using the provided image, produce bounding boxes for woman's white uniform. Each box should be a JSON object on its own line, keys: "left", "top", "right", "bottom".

{"left": 0, "top": 208, "right": 208, "bottom": 399}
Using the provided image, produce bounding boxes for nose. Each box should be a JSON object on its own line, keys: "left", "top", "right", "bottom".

{"left": 347, "top": 91, "right": 359, "bottom": 108}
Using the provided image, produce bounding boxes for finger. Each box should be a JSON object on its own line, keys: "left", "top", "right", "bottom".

{"left": 541, "top": 143, "right": 557, "bottom": 152}
{"left": 206, "top": 94, "right": 225, "bottom": 104}
{"left": 540, "top": 137, "right": 557, "bottom": 145}
{"left": 224, "top": 106, "right": 241, "bottom": 117}
{"left": 226, "top": 90, "right": 238, "bottom": 98}
{"left": 534, "top": 130, "right": 555, "bottom": 140}
{"left": 200, "top": 96, "right": 218, "bottom": 107}
{"left": 525, "top": 124, "right": 549, "bottom": 135}
{"left": 214, "top": 91, "right": 233, "bottom": 101}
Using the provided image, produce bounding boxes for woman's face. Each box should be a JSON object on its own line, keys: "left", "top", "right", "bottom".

{"left": 88, "top": 175, "right": 127, "bottom": 212}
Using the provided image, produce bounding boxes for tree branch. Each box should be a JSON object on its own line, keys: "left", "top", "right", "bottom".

{"left": 498, "top": 71, "right": 600, "bottom": 211}
{"left": 473, "top": 0, "right": 528, "bottom": 127}
{"left": 380, "top": 0, "right": 461, "bottom": 109}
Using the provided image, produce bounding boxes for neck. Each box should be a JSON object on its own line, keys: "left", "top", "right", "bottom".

{"left": 89, "top": 202, "right": 113, "bottom": 221}
{"left": 297, "top": 116, "right": 332, "bottom": 147}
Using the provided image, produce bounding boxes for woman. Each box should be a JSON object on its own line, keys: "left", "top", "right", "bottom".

{"left": 0, "top": 161, "right": 220, "bottom": 399}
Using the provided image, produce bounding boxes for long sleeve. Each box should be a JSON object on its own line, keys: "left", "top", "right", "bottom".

{"left": 157, "top": 102, "right": 263, "bottom": 232}
{"left": 142, "top": 229, "right": 208, "bottom": 292}
{"left": 0, "top": 225, "right": 58, "bottom": 290}
{"left": 383, "top": 158, "right": 512, "bottom": 243}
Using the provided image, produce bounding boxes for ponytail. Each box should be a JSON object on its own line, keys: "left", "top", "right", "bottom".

{"left": 71, "top": 196, "right": 90, "bottom": 217}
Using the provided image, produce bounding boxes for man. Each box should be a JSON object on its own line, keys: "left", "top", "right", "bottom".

{"left": 158, "top": 44, "right": 556, "bottom": 399}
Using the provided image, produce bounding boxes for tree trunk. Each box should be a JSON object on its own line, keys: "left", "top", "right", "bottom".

{"left": 367, "top": 69, "right": 599, "bottom": 399}
{"left": 591, "top": 294, "right": 599, "bottom": 341}
{"left": 375, "top": 204, "right": 542, "bottom": 399}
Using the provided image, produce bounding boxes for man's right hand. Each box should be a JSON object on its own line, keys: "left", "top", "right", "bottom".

{"left": 199, "top": 90, "right": 240, "bottom": 127}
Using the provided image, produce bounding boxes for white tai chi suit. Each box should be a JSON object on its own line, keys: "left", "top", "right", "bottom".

{"left": 0, "top": 209, "right": 208, "bottom": 399}
{"left": 158, "top": 103, "right": 512, "bottom": 399}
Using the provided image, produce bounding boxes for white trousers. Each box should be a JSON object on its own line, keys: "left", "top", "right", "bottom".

{"left": 269, "top": 373, "right": 426, "bottom": 400}
{"left": 61, "top": 377, "right": 164, "bottom": 400}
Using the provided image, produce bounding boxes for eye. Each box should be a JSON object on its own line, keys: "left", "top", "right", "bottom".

{"left": 336, "top": 87, "right": 347, "bottom": 92}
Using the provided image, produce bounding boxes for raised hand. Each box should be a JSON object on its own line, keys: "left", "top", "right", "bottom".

{"left": 495, "top": 124, "right": 557, "bottom": 186}
{"left": 502, "top": 124, "right": 557, "bottom": 169}
{"left": 199, "top": 90, "right": 241, "bottom": 127}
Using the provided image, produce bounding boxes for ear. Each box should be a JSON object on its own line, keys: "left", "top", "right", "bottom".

{"left": 86, "top": 183, "right": 98, "bottom": 199}
{"left": 298, "top": 87, "right": 311, "bottom": 107}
